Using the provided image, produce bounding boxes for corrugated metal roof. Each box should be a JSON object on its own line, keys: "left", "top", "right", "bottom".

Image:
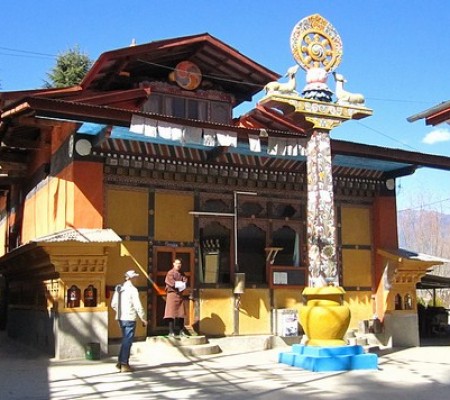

{"left": 32, "top": 228, "right": 122, "bottom": 244}
{"left": 379, "top": 248, "right": 450, "bottom": 264}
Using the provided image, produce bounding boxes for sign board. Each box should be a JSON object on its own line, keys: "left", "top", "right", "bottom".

{"left": 270, "top": 266, "right": 306, "bottom": 288}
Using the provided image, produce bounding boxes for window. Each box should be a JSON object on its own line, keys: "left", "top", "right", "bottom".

{"left": 272, "top": 226, "right": 300, "bottom": 266}
{"left": 142, "top": 94, "right": 230, "bottom": 123}
{"left": 200, "top": 222, "right": 231, "bottom": 284}
{"left": 395, "top": 293, "right": 403, "bottom": 310}
{"left": 238, "top": 224, "right": 266, "bottom": 284}
{"left": 404, "top": 293, "right": 413, "bottom": 310}
{"left": 210, "top": 101, "right": 230, "bottom": 124}
{"left": 143, "top": 93, "right": 162, "bottom": 113}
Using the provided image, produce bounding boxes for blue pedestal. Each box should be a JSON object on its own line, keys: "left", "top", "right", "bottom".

{"left": 278, "top": 344, "right": 378, "bottom": 372}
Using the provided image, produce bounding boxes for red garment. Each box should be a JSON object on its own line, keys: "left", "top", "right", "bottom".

{"left": 164, "top": 267, "right": 188, "bottom": 319}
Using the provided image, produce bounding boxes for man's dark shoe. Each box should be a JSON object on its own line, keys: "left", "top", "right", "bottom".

{"left": 115, "top": 363, "right": 121, "bottom": 370}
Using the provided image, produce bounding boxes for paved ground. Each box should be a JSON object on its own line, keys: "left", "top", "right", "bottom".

{"left": 1, "top": 331, "right": 450, "bottom": 400}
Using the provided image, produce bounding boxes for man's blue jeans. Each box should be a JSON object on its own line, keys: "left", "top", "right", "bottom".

{"left": 118, "top": 320, "right": 136, "bottom": 365}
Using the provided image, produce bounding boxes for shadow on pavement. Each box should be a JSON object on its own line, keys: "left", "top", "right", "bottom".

{"left": 0, "top": 330, "right": 50, "bottom": 400}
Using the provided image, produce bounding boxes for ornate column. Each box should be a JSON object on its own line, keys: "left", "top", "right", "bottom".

{"left": 306, "top": 128, "right": 338, "bottom": 287}
{"left": 260, "top": 14, "right": 372, "bottom": 345}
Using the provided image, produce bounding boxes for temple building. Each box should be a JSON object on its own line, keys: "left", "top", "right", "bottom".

{"left": 0, "top": 17, "right": 449, "bottom": 359}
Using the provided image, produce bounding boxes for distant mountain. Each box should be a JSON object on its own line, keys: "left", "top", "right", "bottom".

{"left": 398, "top": 209, "right": 450, "bottom": 253}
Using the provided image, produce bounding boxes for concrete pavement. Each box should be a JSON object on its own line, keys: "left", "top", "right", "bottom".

{"left": 1, "top": 331, "right": 450, "bottom": 399}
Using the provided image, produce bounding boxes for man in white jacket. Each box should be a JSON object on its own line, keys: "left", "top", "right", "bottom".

{"left": 111, "top": 270, "right": 148, "bottom": 372}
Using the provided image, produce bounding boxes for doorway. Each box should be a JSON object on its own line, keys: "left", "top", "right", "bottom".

{"left": 151, "top": 246, "right": 194, "bottom": 334}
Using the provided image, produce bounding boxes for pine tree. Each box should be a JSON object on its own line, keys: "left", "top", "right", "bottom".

{"left": 44, "top": 46, "right": 92, "bottom": 88}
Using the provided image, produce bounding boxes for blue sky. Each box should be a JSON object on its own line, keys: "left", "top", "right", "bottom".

{"left": 1, "top": 0, "right": 449, "bottom": 212}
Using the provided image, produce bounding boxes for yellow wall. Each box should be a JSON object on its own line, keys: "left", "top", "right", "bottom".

{"left": 339, "top": 205, "right": 375, "bottom": 326}
{"left": 106, "top": 189, "right": 148, "bottom": 236}
{"left": 273, "top": 288, "right": 303, "bottom": 313}
{"left": 107, "top": 242, "right": 149, "bottom": 283}
{"left": 105, "top": 188, "right": 150, "bottom": 338}
{"left": 199, "top": 289, "right": 285, "bottom": 336}
{"left": 199, "top": 289, "right": 234, "bottom": 335}
{"left": 345, "top": 291, "right": 373, "bottom": 329}
{"left": 105, "top": 188, "right": 150, "bottom": 283}
{"left": 341, "top": 206, "right": 371, "bottom": 245}
{"left": 154, "top": 192, "right": 193, "bottom": 242}
{"left": 340, "top": 205, "right": 373, "bottom": 290}
{"left": 239, "top": 289, "right": 271, "bottom": 335}
{"left": 342, "top": 249, "right": 372, "bottom": 287}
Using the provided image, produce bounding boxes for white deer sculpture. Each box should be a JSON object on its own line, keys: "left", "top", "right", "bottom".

{"left": 264, "top": 65, "right": 299, "bottom": 94}
{"left": 333, "top": 72, "right": 365, "bottom": 106}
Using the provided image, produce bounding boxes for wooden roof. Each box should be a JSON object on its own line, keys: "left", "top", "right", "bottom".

{"left": 2, "top": 97, "right": 450, "bottom": 191}
{"left": 1, "top": 34, "right": 450, "bottom": 191}
{"left": 80, "top": 33, "right": 280, "bottom": 106}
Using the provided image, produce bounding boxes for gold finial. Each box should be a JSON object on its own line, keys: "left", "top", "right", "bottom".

{"left": 290, "top": 14, "right": 342, "bottom": 72}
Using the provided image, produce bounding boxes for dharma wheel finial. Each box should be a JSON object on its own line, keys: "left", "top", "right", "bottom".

{"left": 291, "top": 14, "right": 343, "bottom": 102}
{"left": 290, "top": 14, "right": 343, "bottom": 72}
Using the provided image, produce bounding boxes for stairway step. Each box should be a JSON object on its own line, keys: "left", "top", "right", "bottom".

{"left": 179, "top": 343, "right": 221, "bottom": 356}
{"left": 142, "top": 336, "right": 221, "bottom": 357}
{"left": 146, "top": 335, "right": 208, "bottom": 347}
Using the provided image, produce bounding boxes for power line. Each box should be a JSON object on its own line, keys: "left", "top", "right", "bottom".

{"left": 0, "top": 45, "right": 443, "bottom": 104}
{"left": 399, "top": 197, "right": 450, "bottom": 212}
{"left": 355, "top": 121, "right": 420, "bottom": 152}
{"left": 0, "top": 46, "right": 55, "bottom": 59}
{"left": 0, "top": 52, "right": 55, "bottom": 60}
{"left": 366, "top": 97, "right": 432, "bottom": 105}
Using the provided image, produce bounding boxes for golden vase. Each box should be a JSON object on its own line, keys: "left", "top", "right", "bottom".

{"left": 300, "top": 286, "right": 351, "bottom": 346}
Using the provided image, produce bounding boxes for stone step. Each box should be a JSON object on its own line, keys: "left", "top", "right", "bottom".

{"left": 143, "top": 335, "right": 221, "bottom": 357}
{"left": 109, "top": 334, "right": 301, "bottom": 358}
{"left": 146, "top": 335, "right": 208, "bottom": 347}
{"left": 178, "top": 343, "right": 221, "bottom": 356}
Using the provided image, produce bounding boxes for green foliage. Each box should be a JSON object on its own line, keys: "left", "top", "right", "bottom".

{"left": 44, "top": 46, "right": 92, "bottom": 88}
{"left": 418, "top": 295, "right": 446, "bottom": 308}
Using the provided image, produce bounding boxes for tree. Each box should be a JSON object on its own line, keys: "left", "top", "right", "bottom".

{"left": 398, "top": 191, "right": 450, "bottom": 306}
{"left": 44, "top": 46, "right": 92, "bottom": 88}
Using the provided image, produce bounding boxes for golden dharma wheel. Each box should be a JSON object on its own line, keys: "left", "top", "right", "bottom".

{"left": 290, "top": 14, "right": 343, "bottom": 72}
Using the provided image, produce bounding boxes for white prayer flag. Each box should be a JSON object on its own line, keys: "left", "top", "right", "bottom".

{"left": 248, "top": 134, "right": 261, "bottom": 152}
{"left": 203, "top": 129, "right": 217, "bottom": 147}
{"left": 143, "top": 118, "right": 157, "bottom": 137}
{"left": 216, "top": 131, "right": 237, "bottom": 147}
{"left": 130, "top": 115, "right": 145, "bottom": 134}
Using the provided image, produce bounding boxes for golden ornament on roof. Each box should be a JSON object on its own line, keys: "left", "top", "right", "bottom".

{"left": 291, "top": 14, "right": 343, "bottom": 72}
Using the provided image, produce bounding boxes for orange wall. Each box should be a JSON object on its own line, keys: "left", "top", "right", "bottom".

{"left": 373, "top": 195, "right": 398, "bottom": 282}
{"left": 21, "top": 161, "right": 104, "bottom": 243}
{"left": 72, "top": 161, "right": 103, "bottom": 228}
{"left": 373, "top": 194, "right": 398, "bottom": 320}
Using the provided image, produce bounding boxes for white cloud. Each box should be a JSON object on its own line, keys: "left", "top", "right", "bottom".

{"left": 422, "top": 128, "right": 450, "bottom": 144}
